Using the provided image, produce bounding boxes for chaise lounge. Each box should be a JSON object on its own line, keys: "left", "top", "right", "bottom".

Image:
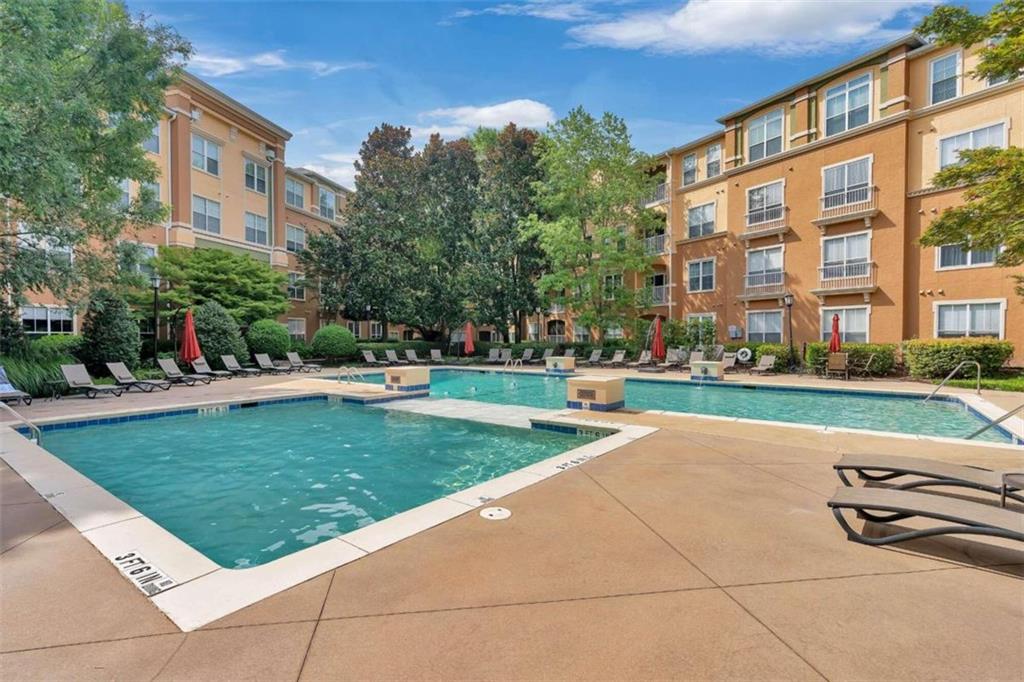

{"left": 157, "top": 358, "right": 212, "bottom": 385}
{"left": 748, "top": 355, "right": 776, "bottom": 375}
{"left": 255, "top": 353, "right": 291, "bottom": 374}
{"left": 106, "top": 362, "right": 172, "bottom": 392}
{"left": 430, "top": 349, "right": 444, "bottom": 364}
{"left": 579, "top": 349, "right": 603, "bottom": 366}
{"left": 222, "top": 355, "right": 261, "bottom": 376}
{"left": 385, "top": 349, "right": 410, "bottom": 365}
{"left": 0, "top": 366, "right": 32, "bottom": 406}
{"left": 60, "top": 364, "right": 124, "bottom": 398}
{"left": 529, "top": 348, "right": 553, "bottom": 365}
{"left": 600, "top": 350, "right": 626, "bottom": 367}
{"left": 362, "top": 350, "right": 389, "bottom": 366}
{"left": 192, "top": 357, "right": 233, "bottom": 380}
{"left": 287, "top": 352, "right": 322, "bottom": 372}
{"left": 405, "top": 349, "right": 428, "bottom": 365}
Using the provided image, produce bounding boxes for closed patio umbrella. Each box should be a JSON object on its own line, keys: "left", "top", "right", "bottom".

{"left": 463, "top": 321, "right": 475, "bottom": 356}
{"left": 651, "top": 316, "right": 665, "bottom": 360}
{"left": 828, "top": 314, "right": 842, "bottom": 353}
{"left": 180, "top": 308, "right": 202, "bottom": 364}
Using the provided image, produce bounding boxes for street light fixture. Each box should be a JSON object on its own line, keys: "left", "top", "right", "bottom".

{"left": 783, "top": 292, "right": 795, "bottom": 371}
{"left": 149, "top": 274, "right": 161, "bottom": 365}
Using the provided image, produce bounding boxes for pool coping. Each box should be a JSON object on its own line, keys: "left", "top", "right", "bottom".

{"left": 0, "top": 392, "right": 656, "bottom": 632}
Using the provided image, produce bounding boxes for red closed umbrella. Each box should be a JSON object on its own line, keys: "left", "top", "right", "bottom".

{"left": 651, "top": 316, "right": 665, "bottom": 360}
{"left": 463, "top": 321, "right": 475, "bottom": 355}
{"left": 179, "top": 308, "right": 202, "bottom": 364}
{"left": 828, "top": 314, "right": 842, "bottom": 353}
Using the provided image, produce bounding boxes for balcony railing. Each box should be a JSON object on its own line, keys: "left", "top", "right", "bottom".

{"left": 644, "top": 233, "right": 667, "bottom": 255}
{"left": 549, "top": 303, "right": 566, "bottom": 314}
{"left": 547, "top": 334, "right": 567, "bottom": 343}
{"left": 744, "top": 205, "right": 786, "bottom": 232}
{"left": 816, "top": 261, "right": 877, "bottom": 291}
{"left": 742, "top": 270, "right": 786, "bottom": 298}
{"left": 649, "top": 285, "right": 668, "bottom": 304}
{"left": 644, "top": 182, "right": 668, "bottom": 206}
{"left": 819, "top": 186, "right": 878, "bottom": 221}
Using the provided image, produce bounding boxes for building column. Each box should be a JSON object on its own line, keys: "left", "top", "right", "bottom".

{"left": 165, "top": 91, "right": 195, "bottom": 248}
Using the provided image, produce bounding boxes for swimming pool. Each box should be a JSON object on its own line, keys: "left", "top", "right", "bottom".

{"left": 358, "top": 369, "right": 1013, "bottom": 443}
{"left": 41, "top": 399, "right": 594, "bottom": 568}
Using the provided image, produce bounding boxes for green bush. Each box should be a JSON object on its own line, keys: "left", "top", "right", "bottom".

{"left": 192, "top": 301, "right": 247, "bottom": 369}
{"left": 245, "top": 319, "right": 291, "bottom": 359}
{"left": 312, "top": 324, "right": 358, "bottom": 359}
{"left": 357, "top": 340, "right": 443, "bottom": 353}
{"left": 904, "top": 339, "right": 1014, "bottom": 378}
{"left": 753, "top": 343, "right": 799, "bottom": 372}
{"left": 29, "top": 334, "right": 84, "bottom": 360}
{"left": 77, "top": 290, "right": 141, "bottom": 373}
{"left": 804, "top": 342, "right": 898, "bottom": 376}
{"left": 0, "top": 354, "right": 75, "bottom": 397}
{"left": 290, "top": 340, "right": 313, "bottom": 359}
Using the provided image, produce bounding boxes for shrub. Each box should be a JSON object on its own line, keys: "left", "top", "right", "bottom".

{"left": 753, "top": 343, "right": 799, "bottom": 372}
{"left": 245, "top": 319, "right": 291, "bottom": 359}
{"left": 290, "top": 340, "right": 312, "bottom": 359}
{"left": 312, "top": 324, "right": 358, "bottom": 359}
{"left": 78, "top": 290, "right": 141, "bottom": 373}
{"left": 0, "top": 354, "right": 74, "bottom": 397}
{"left": 192, "top": 301, "right": 247, "bottom": 369}
{"left": 0, "top": 298, "right": 27, "bottom": 356}
{"left": 804, "top": 342, "right": 898, "bottom": 376}
{"left": 904, "top": 339, "right": 1014, "bottom": 378}
{"left": 29, "top": 334, "right": 84, "bottom": 360}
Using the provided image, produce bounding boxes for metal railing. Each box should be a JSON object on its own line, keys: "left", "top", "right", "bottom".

{"left": 649, "top": 285, "right": 668, "bottom": 304}
{"left": 549, "top": 303, "right": 566, "bottom": 314}
{"left": 503, "top": 358, "right": 523, "bottom": 374}
{"left": 644, "top": 182, "right": 668, "bottom": 206}
{"left": 744, "top": 205, "right": 786, "bottom": 230}
{"left": 923, "top": 360, "right": 981, "bottom": 403}
{"left": 742, "top": 270, "right": 786, "bottom": 297}
{"left": 819, "top": 186, "right": 876, "bottom": 219}
{"left": 0, "top": 401, "right": 42, "bottom": 444}
{"left": 965, "top": 403, "right": 1024, "bottom": 441}
{"left": 817, "top": 261, "right": 877, "bottom": 290}
{"left": 644, "top": 233, "right": 667, "bottom": 255}
{"left": 337, "top": 366, "right": 366, "bottom": 383}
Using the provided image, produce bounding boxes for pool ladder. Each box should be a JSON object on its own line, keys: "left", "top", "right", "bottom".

{"left": 0, "top": 401, "right": 42, "bottom": 444}
{"left": 337, "top": 366, "right": 366, "bottom": 384}
{"left": 503, "top": 358, "right": 523, "bottom": 374}
{"left": 965, "top": 402, "right": 1024, "bottom": 442}
{"left": 923, "top": 361, "right": 981, "bottom": 403}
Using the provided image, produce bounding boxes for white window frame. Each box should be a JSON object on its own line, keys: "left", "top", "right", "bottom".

{"left": 820, "top": 305, "right": 871, "bottom": 343}
{"left": 191, "top": 194, "right": 221, "bottom": 234}
{"left": 604, "top": 325, "right": 623, "bottom": 340}
{"left": 745, "top": 178, "right": 785, "bottom": 226}
{"left": 603, "top": 273, "right": 623, "bottom": 300}
{"left": 191, "top": 134, "right": 221, "bottom": 176}
{"left": 370, "top": 321, "right": 383, "bottom": 339}
{"left": 823, "top": 72, "right": 872, "bottom": 137}
{"left": 929, "top": 51, "right": 962, "bottom": 105}
{"left": 937, "top": 119, "right": 1009, "bottom": 170}
{"left": 682, "top": 153, "right": 697, "bottom": 186}
{"left": 820, "top": 229, "right": 872, "bottom": 278}
{"left": 20, "top": 305, "right": 76, "bottom": 336}
{"left": 244, "top": 212, "right": 269, "bottom": 246}
{"left": 572, "top": 318, "right": 590, "bottom": 342}
{"left": 318, "top": 187, "right": 336, "bottom": 220}
{"left": 933, "top": 298, "right": 1006, "bottom": 339}
{"left": 820, "top": 154, "right": 873, "bottom": 208}
{"left": 745, "top": 244, "right": 785, "bottom": 289}
{"left": 745, "top": 309, "right": 784, "bottom": 343}
{"left": 705, "top": 144, "right": 721, "bottom": 178}
{"left": 285, "top": 177, "right": 306, "bottom": 208}
{"left": 285, "top": 224, "right": 306, "bottom": 253}
{"left": 143, "top": 122, "right": 160, "bottom": 154}
{"left": 244, "top": 159, "right": 268, "bottom": 194}
{"left": 346, "top": 320, "right": 360, "bottom": 338}
{"left": 746, "top": 108, "right": 784, "bottom": 162}
{"left": 287, "top": 272, "right": 305, "bottom": 301}
{"left": 686, "top": 257, "right": 716, "bottom": 293}
{"left": 287, "top": 318, "right": 307, "bottom": 342}
{"left": 687, "top": 201, "right": 716, "bottom": 239}
{"left": 934, "top": 242, "right": 1001, "bottom": 271}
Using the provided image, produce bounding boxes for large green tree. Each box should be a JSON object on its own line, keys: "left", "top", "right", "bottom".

{"left": 528, "top": 107, "right": 658, "bottom": 339}
{"left": 917, "top": 0, "right": 1023, "bottom": 294}
{"left": 0, "top": 0, "right": 190, "bottom": 305}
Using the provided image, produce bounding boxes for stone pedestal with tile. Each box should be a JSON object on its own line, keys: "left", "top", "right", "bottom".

{"left": 385, "top": 366, "right": 430, "bottom": 393}
{"left": 566, "top": 375, "right": 625, "bottom": 411}
{"left": 545, "top": 356, "right": 576, "bottom": 375}
{"left": 689, "top": 361, "right": 723, "bottom": 382}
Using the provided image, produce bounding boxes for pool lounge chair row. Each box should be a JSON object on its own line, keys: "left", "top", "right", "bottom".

{"left": 362, "top": 349, "right": 445, "bottom": 366}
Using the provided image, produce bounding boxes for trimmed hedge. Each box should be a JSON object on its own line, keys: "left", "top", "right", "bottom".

{"left": 245, "top": 319, "right": 291, "bottom": 359}
{"left": 290, "top": 340, "right": 313, "bottom": 359}
{"left": 193, "top": 301, "right": 248, "bottom": 369}
{"left": 753, "top": 343, "right": 799, "bottom": 372}
{"left": 357, "top": 340, "right": 443, "bottom": 353}
{"left": 904, "top": 339, "right": 1014, "bottom": 378}
{"left": 312, "top": 324, "right": 358, "bottom": 360}
{"left": 29, "top": 334, "right": 84, "bottom": 360}
{"left": 805, "top": 342, "right": 898, "bottom": 376}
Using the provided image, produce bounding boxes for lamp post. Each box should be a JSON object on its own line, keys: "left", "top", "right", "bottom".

{"left": 783, "top": 292, "right": 795, "bottom": 371}
{"left": 150, "top": 274, "right": 161, "bottom": 365}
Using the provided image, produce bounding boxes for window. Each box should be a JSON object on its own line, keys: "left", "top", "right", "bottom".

{"left": 687, "top": 202, "right": 715, "bottom": 238}
{"left": 370, "top": 321, "right": 383, "bottom": 339}
{"left": 118, "top": 179, "right": 130, "bottom": 208}
{"left": 937, "top": 243, "right": 998, "bottom": 269}
{"left": 687, "top": 258, "right": 715, "bottom": 292}
{"left": 822, "top": 307, "right": 869, "bottom": 343}
{"left": 823, "top": 157, "right": 871, "bottom": 209}
{"left": 285, "top": 224, "right": 306, "bottom": 253}
{"left": 192, "top": 195, "right": 221, "bottom": 234}
{"left": 824, "top": 74, "right": 870, "bottom": 137}
{"left": 573, "top": 319, "right": 590, "bottom": 342}
{"left": 346, "top": 320, "right": 360, "bottom": 338}
{"left": 706, "top": 144, "right": 721, "bottom": 178}
{"left": 682, "top": 154, "right": 697, "bottom": 186}
{"left": 287, "top": 272, "right": 305, "bottom": 300}
{"left": 747, "top": 310, "right": 783, "bottom": 343}
{"left": 746, "top": 246, "right": 784, "bottom": 289}
{"left": 687, "top": 313, "right": 715, "bottom": 325}
{"left": 19, "top": 224, "right": 72, "bottom": 263}
{"left": 285, "top": 178, "right": 305, "bottom": 208}
{"left": 135, "top": 243, "right": 157, "bottom": 279}
{"left": 528, "top": 322, "right": 539, "bottom": 341}
{"left": 191, "top": 134, "right": 220, "bottom": 175}
{"left": 143, "top": 123, "right": 160, "bottom": 154}
{"left": 647, "top": 273, "right": 667, "bottom": 303}
{"left": 21, "top": 306, "right": 74, "bottom": 336}
{"left": 604, "top": 326, "right": 623, "bottom": 339}
{"left": 746, "top": 180, "right": 784, "bottom": 226}
{"left": 747, "top": 109, "right": 783, "bottom": 162}
{"left": 939, "top": 122, "right": 1005, "bottom": 169}
{"left": 822, "top": 232, "right": 870, "bottom": 279}
{"left": 603, "top": 274, "right": 623, "bottom": 300}
{"left": 244, "top": 160, "right": 267, "bottom": 194}
{"left": 319, "top": 188, "right": 336, "bottom": 220}
{"left": 936, "top": 301, "right": 1004, "bottom": 338}
{"left": 287, "top": 318, "right": 306, "bottom": 343}
{"left": 141, "top": 181, "right": 160, "bottom": 211}
{"left": 244, "top": 212, "right": 268, "bottom": 245}
{"left": 930, "top": 53, "right": 960, "bottom": 104}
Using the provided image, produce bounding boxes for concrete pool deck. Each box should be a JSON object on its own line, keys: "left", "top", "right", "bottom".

{"left": 1, "top": 369, "right": 1022, "bottom": 679}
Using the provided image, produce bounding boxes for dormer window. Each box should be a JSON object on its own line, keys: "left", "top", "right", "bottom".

{"left": 747, "top": 109, "right": 783, "bottom": 162}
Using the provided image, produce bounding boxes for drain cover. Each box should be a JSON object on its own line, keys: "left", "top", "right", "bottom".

{"left": 480, "top": 507, "right": 512, "bottom": 520}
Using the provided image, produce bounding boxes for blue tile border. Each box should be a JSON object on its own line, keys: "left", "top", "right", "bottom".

{"left": 385, "top": 383, "right": 431, "bottom": 392}
{"left": 566, "top": 399, "right": 625, "bottom": 412}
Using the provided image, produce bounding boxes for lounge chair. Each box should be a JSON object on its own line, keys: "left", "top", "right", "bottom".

{"left": 627, "top": 350, "right": 652, "bottom": 368}
{"left": 824, "top": 352, "right": 849, "bottom": 380}
{"left": 579, "top": 349, "right": 602, "bottom": 366}
{"left": 430, "top": 349, "right": 444, "bottom": 364}
{"left": 192, "top": 357, "right": 232, "bottom": 380}
{"left": 710, "top": 344, "right": 725, "bottom": 361}
{"left": 529, "top": 348, "right": 553, "bottom": 365}
{"left": 385, "top": 349, "right": 410, "bottom": 365}
{"left": 405, "top": 349, "right": 427, "bottom": 364}
{"left": 287, "top": 352, "right": 322, "bottom": 372}
{"left": 483, "top": 348, "right": 501, "bottom": 364}
{"left": 520, "top": 348, "right": 535, "bottom": 363}
{"left": 657, "top": 348, "right": 683, "bottom": 371}
{"left": 362, "top": 350, "right": 389, "bottom": 366}
{"left": 157, "top": 358, "right": 211, "bottom": 385}
{"left": 721, "top": 352, "right": 739, "bottom": 374}
{"left": 833, "top": 453, "right": 1023, "bottom": 507}
{"left": 600, "top": 350, "right": 626, "bottom": 367}
{"left": 850, "top": 352, "right": 877, "bottom": 378}
{"left": 255, "top": 353, "right": 291, "bottom": 374}
{"left": 827, "top": 486, "right": 1024, "bottom": 546}
{"left": 497, "top": 348, "right": 512, "bottom": 364}
{"left": 748, "top": 355, "right": 776, "bottom": 375}
{"left": 106, "top": 362, "right": 171, "bottom": 392}
{"left": 564, "top": 348, "right": 575, "bottom": 358}
{"left": 0, "top": 366, "right": 32, "bottom": 405}
{"left": 681, "top": 350, "right": 704, "bottom": 373}
{"left": 60, "top": 364, "right": 123, "bottom": 398}
{"left": 221, "top": 355, "right": 261, "bottom": 376}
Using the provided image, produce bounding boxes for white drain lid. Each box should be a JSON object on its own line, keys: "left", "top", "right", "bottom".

{"left": 480, "top": 507, "right": 512, "bottom": 520}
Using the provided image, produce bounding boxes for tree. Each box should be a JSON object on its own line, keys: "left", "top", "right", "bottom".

{"left": 245, "top": 319, "right": 291, "bottom": 359}
{"left": 311, "top": 324, "right": 357, "bottom": 360}
{"left": 78, "top": 290, "right": 142, "bottom": 372}
{"left": 192, "top": 301, "right": 247, "bottom": 368}
{"left": 917, "top": 0, "right": 1024, "bottom": 294}
{"left": 0, "top": 0, "right": 190, "bottom": 305}
{"left": 527, "top": 107, "right": 659, "bottom": 339}
{"left": 471, "top": 124, "right": 547, "bottom": 341}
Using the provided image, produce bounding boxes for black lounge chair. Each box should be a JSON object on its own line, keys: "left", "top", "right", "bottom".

{"left": 600, "top": 350, "right": 626, "bottom": 367}
{"left": 627, "top": 350, "right": 652, "bottom": 368}
{"left": 828, "top": 486, "right": 1024, "bottom": 546}
{"left": 255, "top": 353, "right": 291, "bottom": 374}
{"left": 157, "top": 358, "right": 211, "bottom": 385}
{"left": 221, "top": 355, "right": 261, "bottom": 376}
{"left": 106, "top": 362, "right": 171, "bottom": 392}
{"left": 192, "top": 357, "right": 232, "bottom": 380}
{"left": 60, "top": 364, "right": 124, "bottom": 398}
{"left": 385, "top": 349, "right": 410, "bottom": 365}
{"left": 579, "top": 349, "right": 602, "bottom": 366}
{"left": 362, "top": 350, "right": 389, "bottom": 366}
{"left": 529, "top": 348, "right": 553, "bottom": 365}
{"left": 287, "top": 352, "right": 322, "bottom": 372}
{"left": 564, "top": 348, "right": 575, "bottom": 358}
{"left": 0, "top": 366, "right": 32, "bottom": 405}
{"left": 520, "top": 348, "right": 535, "bottom": 363}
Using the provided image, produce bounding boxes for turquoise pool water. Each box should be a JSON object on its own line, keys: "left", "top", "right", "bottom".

{"left": 42, "top": 401, "right": 592, "bottom": 568}
{"left": 360, "top": 369, "right": 1012, "bottom": 443}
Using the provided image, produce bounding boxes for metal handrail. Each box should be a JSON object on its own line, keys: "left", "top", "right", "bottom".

{"left": 965, "top": 403, "right": 1024, "bottom": 441}
{"left": 0, "top": 401, "right": 42, "bottom": 444}
{"left": 923, "top": 360, "right": 981, "bottom": 402}
{"left": 503, "top": 358, "right": 523, "bottom": 374}
{"left": 336, "top": 366, "right": 365, "bottom": 383}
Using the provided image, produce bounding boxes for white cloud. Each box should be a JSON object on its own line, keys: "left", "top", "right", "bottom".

{"left": 422, "top": 99, "right": 556, "bottom": 130}
{"left": 300, "top": 153, "right": 360, "bottom": 188}
{"left": 452, "top": 1, "right": 602, "bottom": 22}
{"left": 568, "top": 0, "right": 935, "bottom": 55}
{"left": 190, "top": 49, "right": 372, "bottom": 78}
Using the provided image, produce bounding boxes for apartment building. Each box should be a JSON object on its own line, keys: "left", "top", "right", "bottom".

{"left": 566, "top": 35, "right": 1021, "bottom": 361}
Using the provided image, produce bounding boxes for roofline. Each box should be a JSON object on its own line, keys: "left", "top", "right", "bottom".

{"left": 178, "top": 71, "right": 293, "bottom": 141}
{"left": 715, "top": 34, "right": 927, "bottom": 123}
{"left": 654, "top": 129, "right": 726, "bottom": 159}
{"left": 287, "top": 166, "right": 354, "bottom": 193}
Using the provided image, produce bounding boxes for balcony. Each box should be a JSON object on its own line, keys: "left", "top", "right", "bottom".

{"left": 810, "top": 261, "right": 878, "bottom": 302}
{"left": 643, "top": 182, "right": 668, "bottom": 207}
{"left": 644, "top": 233, "right": 667, "bottom": 255}
{"left": 549, "top": 303, "right": 566, "bottom": 315}
{"left": 737, "top": 270, "right": 788, "bottom": 304}
{"left": 812, "top": 186, "right": 879, "bottom": 230}
{"left": 649, "top": 285, "right": 668, "bottom": 305}
{"left": 739, "top": 205, "right": 789, "bottom": 244}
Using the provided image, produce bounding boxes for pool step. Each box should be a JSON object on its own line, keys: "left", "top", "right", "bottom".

{"left": 373, "top": 398, "right": 549, "bottom": 430}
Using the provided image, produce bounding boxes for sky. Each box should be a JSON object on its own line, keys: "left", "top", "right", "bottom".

{"left": 127, "top": 0, "right": 994, "bottom": 189}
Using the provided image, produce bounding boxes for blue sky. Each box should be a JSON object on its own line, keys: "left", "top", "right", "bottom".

{"left": 128, "top": 1, "right": 993, "bottom": 188}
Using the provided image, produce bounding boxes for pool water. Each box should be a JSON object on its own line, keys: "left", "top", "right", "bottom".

{"left": 42, "top": 401, "right": 593, "bottom": 568}
{"left": 362, "top": 369, "right": 1011, "bottom": 443}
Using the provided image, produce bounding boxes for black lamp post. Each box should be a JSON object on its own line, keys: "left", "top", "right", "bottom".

{"left": 783, "top": 292, "right": 795, "bottom": 371}
{"left": 149, "top": 274, "right": 161, "bottom": 364}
